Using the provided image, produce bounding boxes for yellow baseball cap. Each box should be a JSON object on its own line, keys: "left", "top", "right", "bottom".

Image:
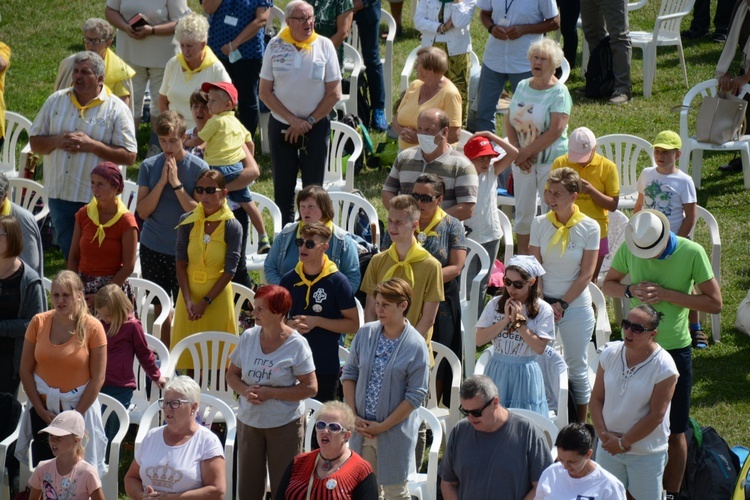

{"left": 653, "top": 131, "right": 681, "bottom": 150}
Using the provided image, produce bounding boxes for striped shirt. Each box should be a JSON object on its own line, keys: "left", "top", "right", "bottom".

{"left": 382, "top": 146, "right": 478, "bottom": 207}
{"left": 30, "top": 86, "right": 137, "bottom": 203}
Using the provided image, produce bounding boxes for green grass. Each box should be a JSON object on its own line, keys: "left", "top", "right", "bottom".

{"left": 3, "top": 0, "right": 750, "bottom": 482}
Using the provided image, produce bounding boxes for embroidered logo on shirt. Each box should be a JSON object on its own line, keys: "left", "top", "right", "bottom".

{"left": 312, "top": 288, "right": 327, "bottom": 304}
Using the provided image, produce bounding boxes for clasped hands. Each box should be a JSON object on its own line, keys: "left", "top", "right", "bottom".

{"left": 354, "top": 416, "right": 386, "bottom": 439}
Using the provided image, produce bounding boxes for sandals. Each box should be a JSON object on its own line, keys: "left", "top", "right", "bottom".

{"left": 691, "top": 328, "right": 709, "bottom": 349}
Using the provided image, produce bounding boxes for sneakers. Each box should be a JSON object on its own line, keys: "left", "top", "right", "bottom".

{"left": 371, "top": 108, "right": 388, "bottom": 132}
{"left": 681, "top": 28, "right": 708, "bottom": 39}
{"left": 608, "top": 93, "right": 631, "bottom": 105}
{"left": 257, "top": 235, "right": 271, "bottom": 254}
{"left": 712, "top": 30, "right": 728, "bottom": 43}
{"left": 718, "top": 157, "right": 743, "bottom": 172}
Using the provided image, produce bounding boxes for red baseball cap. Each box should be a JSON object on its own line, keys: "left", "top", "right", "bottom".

{"left": 201, "top": 81, "right": 238, "bottom": 106}
{"left": 463, "top": 137, "right": 500, "bottom": 161}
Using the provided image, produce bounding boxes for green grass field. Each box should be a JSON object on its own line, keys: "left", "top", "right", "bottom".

{"left": 2, "top": 0, "right": 749, "bottom": 470}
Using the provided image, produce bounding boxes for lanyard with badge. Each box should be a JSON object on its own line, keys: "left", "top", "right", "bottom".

{"left": 498, "top": 0, "right": 514, "bottom": 27}
{"left": 222, "top": 0, "right": 244, "bottom": 62}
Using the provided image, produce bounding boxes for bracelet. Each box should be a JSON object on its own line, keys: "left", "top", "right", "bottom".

{"left": 487, "top": 23, "right": 495, "bottom": 33}
{"left": 150, "top": 25, "right": 156, "bottom": 36}
{"left": 229, "top": 41, "right": 234, "bottom": 51}
{"left": 618, "top": 437, "right": 626, "bottom": 451}
{"left": 172, "top": 183, "right": 183, "bottom": 191}
{"left": 203, "top": 296, "right": 213, "bottom": 305}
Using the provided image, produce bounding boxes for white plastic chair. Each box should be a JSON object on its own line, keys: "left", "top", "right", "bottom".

{"left": 98, "top": 393, "right": 130, "bottom": 500}
{"left": 510, "top": 408, "right": 559, "bottom": 457}
{"left": 0, "top": 401, "right": 22, "bottom": 500}
{"left": 536, "top": 347, "right": 569, "bottom": 430}
{"left": 120, "top": 179, "right": 139, "bottom": 214}
{"left": 328, "top": 191, "right": 380, "bottom": 249}
{"left": 166, "top": 332, "right": 240, "bottom": 412}
{"left": 7, "top": 178, "right": 49, "bottom": 223}
{"left": 589, "top": 282, "right": 612, "bottom": 350}
{"left": 558, "top": 57, "right": 571, "bottom": 85}
{"left": 335, "top": 43, "right": 363, "bottom": 118}
{"left": 338, "top": 345, "right": 350, "bottom": 365}
{"left": 595, "top": 134, "right": 655, "bottom": 209}
{"left": 678, "top": 79, "right": 750, "bottom": 189}
{"left": 245, "top": 192, "right": 282, "bottom": 281}
{"left": 302, "top": 398, "right": 324, "bottom": 452}
{"left": 426, "top": 342, "right": 462, "bottom": 438}
{"left": 129, "top": 277, "right": 171, "bottom": 340}
{"left": 474, "top": 348, "right": 491, "bottom": 375}
{"left": 129, "top": 334, "right": 170, "bottom": 423}
{"left": 459, "top": 239, "right": 490, "bottom": 376}
{"left": 134, "top": 394, "right": 236, "bottom": 499}
{"left": 295, "top": 121, "right": 363, "bottom": 194}
{"left": 456, "top": 129, "right": 473, "bottom": 153}
{"left": 258, "top": 5, "right": 287, "bottom": 155}
{"left": 693, "top": 205, "right": 722, "bottom": 342}
{"left": 231, "top": 282, "right": 255, "bottom": 331}
{"left": 0, "top": 111, "right": 32, "bottom": 177}
{"left": 407, "top": 407, "right": 442, "bottom": 500}
{"left": 631, "top": 0, "right": 695, "bottom": 98}
{"left": 597, "top": 210, "right": 629, "bottom": 287}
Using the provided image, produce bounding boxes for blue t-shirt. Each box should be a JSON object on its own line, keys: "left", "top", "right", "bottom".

{"left": 137, "top": 152, "right": 208, "bottom": 255}
{"left": 207, "top": 0, "right": 272, "bottom": 62}
{"left": 280, "top": 269, "right": 356, "bottom": 375}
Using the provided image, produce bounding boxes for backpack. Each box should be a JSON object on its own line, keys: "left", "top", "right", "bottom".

{"left": 585, "top": 36, "right": 615, "bottom": 99}
{"left": 340, "top": 114, "right": 373, "bottom": 175}
{"left": 680, "top": 418, "right": 741, "bottom": 499}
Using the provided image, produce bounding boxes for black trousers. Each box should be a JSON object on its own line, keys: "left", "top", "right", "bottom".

{"left": 221, "top": 58, "right": 263, "bottom": 136}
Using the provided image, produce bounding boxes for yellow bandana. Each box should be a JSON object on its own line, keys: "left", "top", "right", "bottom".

{"left": 0, "top": 198, "right": 10, "bottom": 216}
{"left": 416, "top": 206, "right": 446, "bottom": 245}
{"left": 177, "top": 46, "right": 220, "bottom": 81}
{"left": 294, "top": 254, "right": 339, "bottom": 308}
{"left": 69, "top": 86, "right": 110, "bottom": 118}
{"left": 545, "top": 204, "right": 586, "bottom": 256}
{"left": 177, "top": 200, "right": 235, "bottom": 249}
{"left": 103, "top": 48, "right": 136, "bottom": 90}
{"left": 383, "top": 240, "right": 431, "bottom": 285}
{"left": 297, "top": 219, "right": 334, "bottom": 238}
{"left": 86, "top": 197, "right": 129, "bottom": 246}
{"left": 278, "top": 26, "right": 319, "bottom": 51}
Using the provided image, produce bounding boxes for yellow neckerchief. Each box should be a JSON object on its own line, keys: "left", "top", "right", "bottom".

{"left": 278, "top": 26, "right": 319, "bottom": 51}
{"left": 177, "top": 200, "right": 235, "bottom": 250}
{"left": 103, "top": 48, "right": 135, "bottom": 87}
{"left": 296, "top": 219, "right": 335, "bottom": 238}
{"left": 176, "top": 46, "right": 220, "bottom": 81}
{"left": 86, "top": 197, "right": 129, "bottom": 246}
{"left": 383, "top": 240, "right": 431, "bottom": 285}
{"left": 69, "top": 85, "right": 111, "bottom": 118}
{"left": 416, "top": 206, "right": 446, "bottom": 245}
{"left": 294, "top": 254, "right": 339, "bottom": 308}
{"left": 0, "top": 198, "right": 10, "bottom": 216}
{"left": 545, "top": 204, "right": 586, "bottom": 256}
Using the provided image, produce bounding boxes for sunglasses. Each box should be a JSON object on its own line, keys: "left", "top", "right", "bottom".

{"left": 158, "top": 399, "right": 191, "bottom": 409}
{"left": 315, "top": 420, "right": 346, "bottom": 433}
{"left": 295, "top": 238, "right": 322, "bottom": 249}
{"left": 503, "top": 277, "right": 529, "bottom": 289}
{"left": 411, "top": 193, "right": 438, "bottom": 203}
{"left": 194, "top": 186, "right": 219, "bottom": 195}
{"left": 621, "top": 319, "right": 656, "bottom": 335}
{"left": 458, "top": 398, "right": 493, "bottom": 418}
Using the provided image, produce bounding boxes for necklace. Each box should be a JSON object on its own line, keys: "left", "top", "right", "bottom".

{"left": 619, "top": 344, "right": 661, "bottom": 396}
{"left": 320, "top": 451, "right": 346, "bottom": 471}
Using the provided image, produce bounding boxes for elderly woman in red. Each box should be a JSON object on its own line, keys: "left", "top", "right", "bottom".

{"left": 68, "top": 162, "right": 138, "bottom": 311}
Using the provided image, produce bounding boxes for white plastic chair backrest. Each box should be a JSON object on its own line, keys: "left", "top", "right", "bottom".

{"left": 408, "top": 407, "right": 443, "bottom": 500}
{"left": 427, "top": 342, "right": 461, "bottom": 432}
{"left": 399, "top": 46, "right": 422, "bottom": 94}
{"left": 588, "top": 282, "right": 612, "bottom": 349}
{"left": 460, "top": 239, "right": 490, "bottom": 376}
{"left": 692, "top": 205, "right": 722, "bottom": 341}
{"left": 597, "top": 210, "right": 629, "bottom": 285}
{"left": 474, "top": 347, "right": 492, "bottom": 375}
{"left": 329, "top": 121, "right": 362, "bottom": 192}
{"left": 120, "top": 180, "right": 139, "bottom": 214}
{"left": 654, "top": 0, "right": 695, "bottom": 35}
{"left": 302, "top": 398, "right": 324, "bottom": 451}
{"left": 0, "top": 401, "right": 22, "bottom": 500}
{"left": 338, "top": 345, "right": 350, "bottom": 364}
{"left": 166, "top": 332, "right": 239, "bottom": 408}
{"left": 628, "top": 0, "right": 648, "bottom": 10}
{"left": 596, "top": 134, "right": 654, "bottom": 201}
{"left": 245, "top": 192, "right": 283, "bottom": 255}
{"left": 456, "top": 129, "right": 473, "bottom": 152}
{"left": 41, "top": 277, "right": 52, "bottom": 308}
{"left": 497, "top": 208, "right": 514, "bottom": 264}
{"left": 558, "top": 58, "right": 570, "bottom": 85}
{"left": 231, "top": 282, "right": 255, "bottom": 330}
{"left": 510, "top": 408, "right": 559, "bottom": 453}
{"left": 130, "top": 334, "right": 170, "bottom": 422}
{"left": 1, "top": 111, "right": 32, "bottom": 175}
{"left": 129, "top": 277, "right": 171, "bottom": 340}
{"left": 267, "top": 5, "right": 287, "bottom": 32}
{"left": 536, "top": 346, "right": 569, "bottom": 429}
{"left": 679, "top": 79, "right": 719, "bottom": 143}
{"left": 98, "top": 393, "right": 130, "bottom": 499}
{"left": 355, "top": 298, "right": 364, "bottom": 328}
{"left": 328, "top": 191, "right": 380, "bottom": 248}
{"left": 381, "top": 9, "right": 397, "bottom": 122}
{"left": 8, "top": 178, "right": 49, "bottom": 223}
{"left": 341, "top": 43, "right": 362, "bottom": 117}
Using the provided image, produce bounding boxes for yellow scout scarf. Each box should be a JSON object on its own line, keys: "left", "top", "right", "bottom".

{"left": 69, "top": 86, "right": 111, "bottom": 118}
{"left": 416, "top": 206, "right": 446, "bottom": 245}
{"left": 297, "top": 219, "right": 334, "bottom": 238}
{"left": 545, "top": 204, "right": 586, "bottom": 256}
{"left": 177, "top": 46, "right": 220, "bottom": 81}
{"left": 177, "top": 200, "right": 235, "bottom": 248}
{"left": 279, "top": 26, "right": 318, "bottom": 51}
{"left": 87, "top": 197, "right": 129, "bottom": 246}
{"left": 382, "top": 241, "right": 431, "bottom": 285}
{"left": 294, "top": 254, "right": 338, "bottom": 307}
{"left": 103, "top": 49, "right": 136, "bottom": 88}
{"left": 0, "top": 198, "right": 10, "bottom": 216}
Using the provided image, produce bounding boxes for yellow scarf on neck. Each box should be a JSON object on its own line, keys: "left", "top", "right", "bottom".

{"left": 177, "top": 46, "right": 220, "bottom": 81}
{"left": 279, "top": 26, "right": 318, "bottom": 51}
{"left": 69, "top": 86, "right": 111, "bottom": 118}
{"left": 294, "top": 254, "right": 338, "bottom": 308}
{"left": 416, "top": 206, "right": 446, "bottom": 245}
{"left": 87, "top": 197, "right": 129, "bottom": 246}
{"left": 177, "top": 200, "right": 235, "bottom": 248}
{"left": 383, "top": 240, "right": 431, "bottom": 285}
{"left": 545, "top": 204, "right": 586, "bottom": 256}
{"left": 103, "top": 48, "right": 136, "bottom": 88}
{"left": 0, "top": 198, "right": 10, "bottom": 216}
{"left": 297, "top": 219, "right": 334, "bottom": 238}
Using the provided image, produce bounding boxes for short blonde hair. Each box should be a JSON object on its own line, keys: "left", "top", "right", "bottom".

{"left": 374, "top": 277, "right": 413, "bottom": 315}
{"left": 389, "top": 195, "right": 420, "bottom": 222}
{"left": 175, "top": 12, "right": 209, "bottom": 44}
{"left": 317, "top": 401, "right": 356, "bottom": 431}
{"left": 165, "top": 375, "right": 201, "bottom": 405}
{"left": 527, "top": 38, "right": 564, "bottom": 69}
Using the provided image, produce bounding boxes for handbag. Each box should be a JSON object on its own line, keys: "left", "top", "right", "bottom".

{"left": 695, "top": 92, "right": 747, "bottom": 145}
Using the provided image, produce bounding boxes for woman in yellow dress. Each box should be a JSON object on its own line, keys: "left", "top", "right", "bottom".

{"left": 173, "top": 170, "right": 241, "bottom": 368}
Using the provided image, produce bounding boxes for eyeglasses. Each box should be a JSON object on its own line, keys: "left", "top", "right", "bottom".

{"left": 621, "top": 319, "right": 656, "bottom": 335}
{"left": 289, "top": 15, "right": 315, "bottom": 23}
{"left": 83, "top": 37, "right": 108, "bottom": 45}
{"left": 503, "top": 277, "right": 529, "bottom": 289}
{"left": 458, "top": 398, "right": 493, "bottom": 418}
{"left": 295, "top": 238, "right": 322, "bottom": 249}
{"left": 194, "top": 186, "right": 219, "bottom": 195}
{"left": 158, "top": 399, "right": 191, "bottom": 409}
{"left": 315, "top": 421, "right": 346, "bottom": 433}
{"left": 411, "top": 193, "right": 438, "bottom": 203}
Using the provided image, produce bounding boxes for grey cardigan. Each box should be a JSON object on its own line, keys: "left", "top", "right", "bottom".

{"left": 341, "top": 320, "right": 429, "bottom": 485}
{"left": 0, "top": 263, "right": 46, "bottom": 375}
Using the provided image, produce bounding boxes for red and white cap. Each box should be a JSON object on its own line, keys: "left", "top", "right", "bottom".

{"left": 200, "top": 81, "right": 238, "bottom": 106}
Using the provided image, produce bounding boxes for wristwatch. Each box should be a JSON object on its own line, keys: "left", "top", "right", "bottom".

{"left": 306, "top": 116, "right": 316, "bottom": 125}
{"left": 624, "top": 285, "right": 633, "bottom": 299}
{"left": 618, "top": 437, "right": 626, "bottom": 451}
{"left": 203, "top": 296, "right": 213, "bottom": 305}
{"left": 559, "top": 300, "right": 569, "bottom": 310}
{"left": 172, "top": 183, "right": 184, "bottom": 191}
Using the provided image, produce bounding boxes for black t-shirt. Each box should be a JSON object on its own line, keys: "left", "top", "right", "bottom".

{"left": 0, "top": 263, "right": 24, "bottom": 321}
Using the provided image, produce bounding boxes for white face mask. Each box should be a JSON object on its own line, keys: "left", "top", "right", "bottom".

{"left": 417, "top": 132, "right": 439, "bottom": 154}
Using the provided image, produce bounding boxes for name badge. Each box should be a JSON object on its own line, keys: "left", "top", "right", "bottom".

{"left": 498, "top": 17, "right": 510, "bottom": 27}
{"left": 224, "top": 15, "right": 238, "bottom": 26}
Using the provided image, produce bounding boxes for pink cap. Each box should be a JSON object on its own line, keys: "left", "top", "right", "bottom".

{"left": 201, "top": 81, "right": 238, "bottom": 106}
{"left": 567, "top": 127, "right": 597, "bottom": 163}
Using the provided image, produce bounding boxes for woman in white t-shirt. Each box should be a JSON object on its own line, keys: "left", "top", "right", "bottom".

{"left": 124, "top": 376, "right": 226, "bottom": 499}
{"left": 530, "top": 167, "right": 599, "bottom": 422}
{"left": 476, "top": 254, "right": 554, "bottom": 416}
{"left": 226, "top": 284, "right": 318, "bottom": 499}
{"left": 535, "top": 422, "right": 626, "bottom": 499}
{"left": 590, "top": 305, "right": 679, "bottom": 500}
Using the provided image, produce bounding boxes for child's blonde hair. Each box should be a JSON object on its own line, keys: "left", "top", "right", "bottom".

{"left": 95, "top": 284, "right": 133, "bottom": 337}
{"left": 52, "top": 271, "right": 90, "bottom": 345}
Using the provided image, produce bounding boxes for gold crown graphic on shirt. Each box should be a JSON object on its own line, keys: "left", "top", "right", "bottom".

{"left": 145, "top": 463, "right": 184, "bottom": 488}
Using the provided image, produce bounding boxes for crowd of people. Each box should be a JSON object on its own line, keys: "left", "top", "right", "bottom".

{"left": 0, "top": 0, "right": 735, "bottom": 497}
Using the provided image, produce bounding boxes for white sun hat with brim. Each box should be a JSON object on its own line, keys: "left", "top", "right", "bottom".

{"left": 624, "top": 209, "right": 671, "bottom": 260}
